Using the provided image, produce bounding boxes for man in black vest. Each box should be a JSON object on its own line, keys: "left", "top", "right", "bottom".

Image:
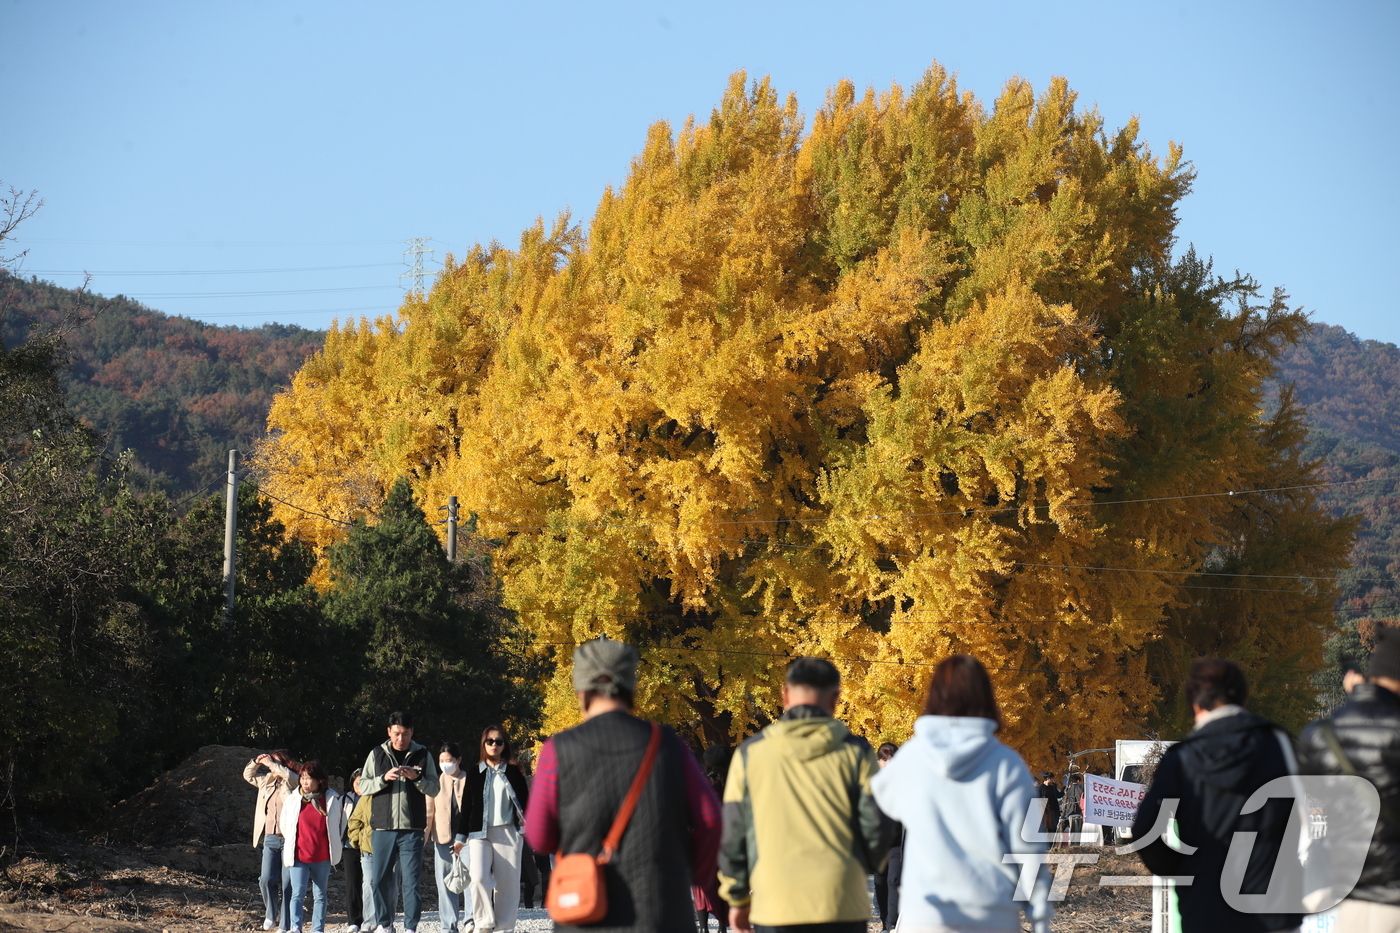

{"left": 523, "top": 638, "right": 722, "bottom": 933}
{"left": 359, "top": 710, "right": 440, "bottom": 933}
{"left": 1298, "top": 628, "right": 1400, "bottom": 928}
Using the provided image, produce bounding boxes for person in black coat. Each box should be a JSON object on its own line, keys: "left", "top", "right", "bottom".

{"left": 872, "top": 743, "right": 904, "bottom": 931}
{"left": 1297, "top": 629, "right": 1400, "bottom": 928}
{"left": 1036, "top": 772, "right": 1061, "bottom": 835}
{"left": 1132, "top": 658, "right": 1303, "bottom": 933}
{"left": 452, "top": 726, "right": 531, "bottom": 933}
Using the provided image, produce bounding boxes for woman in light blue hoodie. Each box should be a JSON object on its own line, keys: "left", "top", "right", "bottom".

{"left": 871, "top": 655, "right": 1052, "bottom": 933}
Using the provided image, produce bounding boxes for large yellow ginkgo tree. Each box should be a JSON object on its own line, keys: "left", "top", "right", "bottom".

{"left": 257, "top": 67, "right": 1351, "bottom": 767}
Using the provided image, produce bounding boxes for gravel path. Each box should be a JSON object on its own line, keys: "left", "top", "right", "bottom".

{"left": 364, "top": 906, "right": 835, "bottom": 933}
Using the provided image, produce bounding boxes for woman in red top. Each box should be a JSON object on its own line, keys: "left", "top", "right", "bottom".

{"left": 280, "top": 761, "right": 348, "bottom": 933}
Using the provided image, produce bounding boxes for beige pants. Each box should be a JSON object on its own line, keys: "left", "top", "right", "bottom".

{"left": 1334, "top": 899, "right": 1400, "bottom": 933}
{"left": 467, "top": 823, "right": 522, "bottom": 933}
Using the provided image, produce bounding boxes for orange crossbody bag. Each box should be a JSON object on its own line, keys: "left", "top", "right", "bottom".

{"left": 546, "top": 721, "right": 662, "bottom": 925}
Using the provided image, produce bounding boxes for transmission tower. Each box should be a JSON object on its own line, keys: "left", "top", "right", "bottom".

{"left": 400, "top": 237, "right": 433, "bottom": 295}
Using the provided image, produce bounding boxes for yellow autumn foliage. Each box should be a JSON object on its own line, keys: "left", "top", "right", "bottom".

{"left": 257, "top": 67, "right": 1351, "bottom": 768}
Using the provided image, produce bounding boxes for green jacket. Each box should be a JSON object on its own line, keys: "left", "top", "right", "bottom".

{"left": 718, "top": 706, "right": 893, "bottom": 925}
{"left": 358, "top": 739, "right": 440, "bottom": 831}
{"left": 348, "top": 793, "right": 375, "bottom": 854}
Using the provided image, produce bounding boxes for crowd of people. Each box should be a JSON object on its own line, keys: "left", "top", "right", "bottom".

{"left": 244, "top": 631, "right": 1400, "bottom": 933}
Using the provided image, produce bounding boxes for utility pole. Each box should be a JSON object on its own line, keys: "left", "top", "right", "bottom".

{"left": 438, "top": 496, "right": 459, "bottom": 562}
{"left": 400, "top": 237, "right": 433, "bottom": 296}
{"left": 222, "top": 449, "right": 238, "bottom": 628}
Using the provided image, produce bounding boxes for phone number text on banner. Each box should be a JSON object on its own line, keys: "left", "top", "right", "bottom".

{"left": 1083, "top": 773, "right": 1146, "bottom": 827}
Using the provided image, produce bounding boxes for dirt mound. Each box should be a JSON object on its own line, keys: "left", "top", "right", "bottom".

{"left": 107, "top": 746, "right": 262, "bottom": 849}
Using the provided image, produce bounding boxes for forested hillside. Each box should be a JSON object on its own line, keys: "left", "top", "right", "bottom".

{"left": 1272, "top": 324, "right": 1400, "bottom": 669}
{"left": 0, "top": 306, "right": 535, "bottom": 824}
{"left": 0, "top": 272, "right": 323, "bottom": 491}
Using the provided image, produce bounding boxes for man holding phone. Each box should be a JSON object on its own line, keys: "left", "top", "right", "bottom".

{"left": 359, "top": 710, "right": 440, "bottom": 933}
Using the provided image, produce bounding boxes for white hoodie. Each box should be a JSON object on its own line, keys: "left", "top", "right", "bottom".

{"left": 870, "top": 716, "right": 1051, "bottom": 933}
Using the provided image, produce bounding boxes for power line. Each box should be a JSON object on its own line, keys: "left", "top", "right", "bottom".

{"left": 522, "top": 640, "right": 1318, "bottom": 687}
{"left": 25, "top": 263, "right": 401, "bottom": 276}
{"left": 477, "top": 518, "right": 1340, "bottom": 593}
{"left": 124, "top": 285, "right": 397, "bottom": 299}
{"left": 262, "top": 464, "right": 1386, "bottom": 524}
{"left": 180, "top": 305, "right": 391, "bottom": 319}
{"left": 172, "top": 475, "right": 226, "bottom": 510}
{"left": 507, "top": 604, "right": 1344, "bottom": 623}
{"left": 257, "top": 490, "right": 356, "bottom": 527}
{"left": 481, "top": 477, "right": 1377, "bottom": 533}
{"left": 569, "top": 526, "right": 1339, "bottom": 592}
{"left": 16, "top": 237, "right": 405, "bottom": 246}
{"left": 253, "top": 463, "right": 1381, "bottom": 589}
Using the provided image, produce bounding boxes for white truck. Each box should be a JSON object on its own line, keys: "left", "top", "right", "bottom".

{"left": 1115, "top": 738, "right": 1173, "bottom": 785}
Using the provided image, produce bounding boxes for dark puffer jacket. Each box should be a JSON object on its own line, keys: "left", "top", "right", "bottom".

{"left": 1132, "top": 710, "right": 1302, "bottom": 933}
{"left": 1298, "top": 682, "right": 1400, "bottom": 904}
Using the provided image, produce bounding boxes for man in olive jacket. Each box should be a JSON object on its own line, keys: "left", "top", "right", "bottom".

{"left": 719, "top": 658, "right": 894, "bottom": 933}
{"left": 359, "top": 710, "right": 439, "bottom": 933}
{"left": 1298, "top": 628, "right": 1400, "bottom": 928}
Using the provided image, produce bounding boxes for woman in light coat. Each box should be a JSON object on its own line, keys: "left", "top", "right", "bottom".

{"left": 427, "top": 742, "right": 469, "bottom": 933}
{"left": 280, "top": 760, "right": 348, "bottom": 933}
{"left": 871, "top": 655, "right": 1052, "bottom": 933}
{"left": 244, "top": 750, "right": 298, "bottom": 931}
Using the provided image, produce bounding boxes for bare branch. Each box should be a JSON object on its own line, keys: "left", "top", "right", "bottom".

{"left": 0, "top": 183, "right": 43, "bottom": 271}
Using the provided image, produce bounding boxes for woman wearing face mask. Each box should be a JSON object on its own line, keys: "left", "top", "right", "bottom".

{"left": 279, "top": 761, "right": 348, "bottom": 933}
{"left": 454, "top": 726, "right": 530, "bottom": 933}
{"left": 427, "top": 742, "right": 469, "bottom": 933}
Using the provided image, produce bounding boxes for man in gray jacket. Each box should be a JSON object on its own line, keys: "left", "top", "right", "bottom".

{"left": 359, "top": 710, "right": 439, "bottom": 933}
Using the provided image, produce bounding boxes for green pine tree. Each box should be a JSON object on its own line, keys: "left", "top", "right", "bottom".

{"left": 323, "top": 478, "right": 538, "bottom": 761}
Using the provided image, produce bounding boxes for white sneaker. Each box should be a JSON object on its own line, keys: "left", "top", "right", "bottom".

{"left": 264, "top": 923, "right": 276, "bottom": 931}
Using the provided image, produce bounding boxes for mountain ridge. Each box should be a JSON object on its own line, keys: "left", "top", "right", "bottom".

{"left": 1, "top": 272, "right": 323, "bottom": 492}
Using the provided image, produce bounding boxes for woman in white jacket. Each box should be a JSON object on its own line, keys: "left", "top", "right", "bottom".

{"left": 871, "top": 655, "right": 1052, "bottom": 933}
{"left": 280, "top": 761, "right": 349, "bottom": 933}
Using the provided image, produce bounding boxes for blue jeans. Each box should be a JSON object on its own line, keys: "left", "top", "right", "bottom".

{"left": 433, "top": 840, "right": 466, "bottom": 931}
{"left": 260, "top": 834, "right": 291, "bottom": 929}
{"left": 361, "top": 849, "right": 400, "bottom": 927}
{"left": 289, "top": 859, "right": 331, "bottom": 933}
{"left": 371, "top": 829, "right": 423, "bottom": 930}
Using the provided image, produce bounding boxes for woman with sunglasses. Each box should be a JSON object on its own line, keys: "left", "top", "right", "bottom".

{"left": 453, "top": 726, "right": 530, "bottom": 933}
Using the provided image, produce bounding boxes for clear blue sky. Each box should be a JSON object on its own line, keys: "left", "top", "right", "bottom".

{"left": 6, "top": 0, "right": 1398, "bottom": 343}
